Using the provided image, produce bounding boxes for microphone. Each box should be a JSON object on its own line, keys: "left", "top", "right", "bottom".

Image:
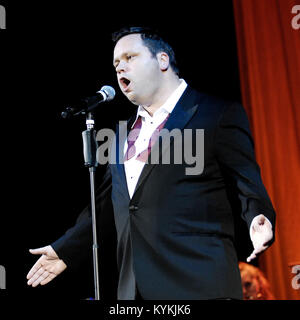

{"left": 61, "top": 85, "right": 116, "bottom": 118}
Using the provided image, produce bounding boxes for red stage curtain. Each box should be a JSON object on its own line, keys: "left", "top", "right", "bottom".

{"left": 233, "top": 0, "right": 300, "bottom": 299}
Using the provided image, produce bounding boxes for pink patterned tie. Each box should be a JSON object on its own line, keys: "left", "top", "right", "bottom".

{"left": 124, "top": 114, "right": 170, "bottom": 163}
{"left": 124, "top": 116, "right": 142, "bottom": 161}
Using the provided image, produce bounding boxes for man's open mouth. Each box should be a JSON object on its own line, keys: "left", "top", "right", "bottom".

{"left": 119, "top": 77, "right": 131, "bottom": 90}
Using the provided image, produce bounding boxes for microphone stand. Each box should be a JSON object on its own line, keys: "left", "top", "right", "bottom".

{"left": 82, "top": 112, "right": 100, "bottom": 300}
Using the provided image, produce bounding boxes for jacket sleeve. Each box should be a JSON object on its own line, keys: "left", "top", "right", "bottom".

{"left": 51, "top": 164, "right": 113, "bottom": 268}
{"left": 214, "top": 102, "right": 276, "bottom": 236}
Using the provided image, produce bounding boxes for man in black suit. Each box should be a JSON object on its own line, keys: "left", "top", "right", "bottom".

{"left": 27, "top": 27, "right": 275, "bottom": 300}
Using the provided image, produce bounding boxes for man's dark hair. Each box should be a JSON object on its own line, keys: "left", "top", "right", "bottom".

{"left": 112, "top": 26, "right": 179, "bottom": 75}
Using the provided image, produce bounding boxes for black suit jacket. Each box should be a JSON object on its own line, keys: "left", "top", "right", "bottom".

{"left": 52, "top": 86, "right": 276, "bottom": 300}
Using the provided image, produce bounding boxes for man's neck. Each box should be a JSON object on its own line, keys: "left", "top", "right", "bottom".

{"left": 142, "top": 77, "right": 181, "bottom": 117}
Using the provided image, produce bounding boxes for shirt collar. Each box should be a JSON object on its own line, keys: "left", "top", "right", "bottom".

{"left": 131, "top": 79, "right": 187, "bottom": 128}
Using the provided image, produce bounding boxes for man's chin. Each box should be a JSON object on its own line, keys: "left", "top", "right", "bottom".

{"left": 125, "top": 92, "right": 139, "bottom": 105}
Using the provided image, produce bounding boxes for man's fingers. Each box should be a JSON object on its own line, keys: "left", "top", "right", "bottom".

{"left": 31, "top": 270, "right": 57, "bottom": 287}
{"left": 26, "top": 260, "right": 42, "bottom": 279}
{"left": 247, "top": 244, "right": 269, "bottom": 262}
{"left": 29, "top": 247, "right": 47, "bottom": 255}
{"left": 246, "top": 252, "right": 256, "bottom": 262}
{"left": 253, "top": 244, "right": 268, "bottom": 255}
{"left": 247, "top": 248, "right": 260, "bottom": 262}
{"left": 40, "top": 273, "right": 56, "bottom": 286}
{"left": 27, "top": 266, "right": 44, "bottom": 285}
{"left": 28, "top": 268, "right": 50, "bottom": 287}
{"left": 32, "top": 270, "right": 50, "bottom": 287}
{"left": 27, "top": 271, "right": 40, "bottom": 285}
{"left": 27, "top": 248, "right": 48, "bottom": 279}
{"left": 27, "top": 247, "right": 51, "bottom": 280}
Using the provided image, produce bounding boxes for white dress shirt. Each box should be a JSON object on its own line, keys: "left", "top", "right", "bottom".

{"left": 124, "top": 79, "right": 187, "bottom": 198}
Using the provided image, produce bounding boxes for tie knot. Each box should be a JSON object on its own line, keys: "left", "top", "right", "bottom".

{"left": 127, "top": 116, "right": 142, "bottom": 143}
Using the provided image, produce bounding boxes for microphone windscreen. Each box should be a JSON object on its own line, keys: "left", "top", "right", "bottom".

{"left": 101, "top": 85, "right": 116, "bottom": 101}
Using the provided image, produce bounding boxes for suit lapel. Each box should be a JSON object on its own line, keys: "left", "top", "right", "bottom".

{"left": 131, "top": 86, "right": 200, "bottom": 199}
{"left": 113, "top": 115, "right": 136, "bottom": 200}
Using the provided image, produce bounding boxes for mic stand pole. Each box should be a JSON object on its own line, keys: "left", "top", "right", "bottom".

{"left": 82, "top": 112, "right": 100, "bottom": 300}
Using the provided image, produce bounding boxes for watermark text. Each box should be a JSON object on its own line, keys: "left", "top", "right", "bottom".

{"left": 291, "top": 265, "right": 300, "bottom": 290}
{"left": 0, "top": 265, "right": 6, "bottom": 289}
{"left": 96, "top": 123, "right": 205, "bottom": 176}
{"left": 291, "top": 5, "right": 300, "bottom": 30}
{"left": 0, "top": 5, "right": 6, "bottom": 29}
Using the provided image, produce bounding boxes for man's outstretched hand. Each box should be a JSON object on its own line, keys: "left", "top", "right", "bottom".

{"left": 247, "top": 214, "right": 273, "bottom": 262}
{"left": 27, "top": 245, "right": 67, "bottom": 287}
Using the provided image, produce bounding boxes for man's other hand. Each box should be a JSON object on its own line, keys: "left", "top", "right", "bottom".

{"left": 247, "top": 214, "right": 273, "bottom": 262}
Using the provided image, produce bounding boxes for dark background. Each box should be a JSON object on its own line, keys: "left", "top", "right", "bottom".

{"left": 0, "top": 1, "right": 253, "bottom": 299}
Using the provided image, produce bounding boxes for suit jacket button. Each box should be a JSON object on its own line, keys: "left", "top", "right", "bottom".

{"left": 129, "top": 205, "right": 138, "bottom": 211}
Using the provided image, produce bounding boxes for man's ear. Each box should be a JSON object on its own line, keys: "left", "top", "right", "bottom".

{"left": 157, "top": 52, "right": 170, "bottom": 71}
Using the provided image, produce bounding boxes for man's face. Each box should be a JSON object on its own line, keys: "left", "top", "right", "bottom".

{"left": 113, "top": 34, "right": 163, "bottom": 106}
